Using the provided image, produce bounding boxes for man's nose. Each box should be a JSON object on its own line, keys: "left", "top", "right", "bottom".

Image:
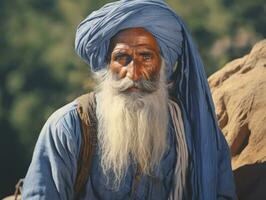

{"left": 126, "top": 59, "right": 142, "bottom": 81}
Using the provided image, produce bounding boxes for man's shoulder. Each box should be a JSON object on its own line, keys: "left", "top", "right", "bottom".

{"left": 46, "top": 100, "right": 79, "bottom": 128}
{"left": 45, "top": 91, "right": 96, "bottom": 131}
{"left": 37, "top": 99, "right": 83, "bottom": 144}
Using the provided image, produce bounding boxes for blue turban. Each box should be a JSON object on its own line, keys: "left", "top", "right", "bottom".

{"left": 75, "top": 0, "right": 183, "bottom": 78}
{"left": 75, "top": 0, "right": 236, "bottom": 199}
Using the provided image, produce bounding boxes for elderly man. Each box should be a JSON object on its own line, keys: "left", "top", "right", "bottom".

{"left": 22, "top": 0, "right": 236, "bottom": 199}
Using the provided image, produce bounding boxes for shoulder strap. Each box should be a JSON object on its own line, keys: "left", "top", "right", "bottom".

{"left": 74, "top": 92, "right": 97, "bottom": 200}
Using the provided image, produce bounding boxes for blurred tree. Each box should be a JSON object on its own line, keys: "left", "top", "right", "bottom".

{"left": 0, "top": 0, "right": 92, "bottom": 197}
{"left": 168, "top": 0, "right": 265, "bottom": 74}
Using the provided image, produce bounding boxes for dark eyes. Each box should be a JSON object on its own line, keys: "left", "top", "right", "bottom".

{"left": 140, "top": 52, "right": 152, "bottom": 61}
{"left": 113, "top": 51, "right": 153, "bottom": 65}
{"left": 114, "top": 53, "right": 132, "bottom": 65}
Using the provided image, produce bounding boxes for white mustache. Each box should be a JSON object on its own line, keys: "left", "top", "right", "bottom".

{"left": 110, "top": 76, "right": 159, "bottom": 93}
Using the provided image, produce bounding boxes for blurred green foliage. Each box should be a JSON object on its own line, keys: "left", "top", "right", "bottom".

{"left": 0, "top": 0, "right": 265, "bottom": 197}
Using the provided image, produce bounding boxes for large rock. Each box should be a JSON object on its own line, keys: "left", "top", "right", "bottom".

{"left": 208, "top": 39, "right": 266, "bottom": 200}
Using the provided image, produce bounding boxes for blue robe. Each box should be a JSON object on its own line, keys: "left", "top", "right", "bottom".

{"left": 22, "top": 97, "right": 236, "bottom": 199}
{"left": 22, "top": 100, "right": 177, "bottom": 200}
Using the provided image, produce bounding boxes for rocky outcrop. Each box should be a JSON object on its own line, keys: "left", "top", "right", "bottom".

{"left": 209, "top": 39, "right": 266, "bottom": 200}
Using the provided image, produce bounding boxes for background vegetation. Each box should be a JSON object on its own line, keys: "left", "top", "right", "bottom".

{"left": 0, "top": 0, "right": 265, "bottom": 197}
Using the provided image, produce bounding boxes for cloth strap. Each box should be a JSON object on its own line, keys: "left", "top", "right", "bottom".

{"left": 74, "top": 92, "right": 97, "bottom": 200}
{"left": 168, "top": 99, "right": 188, "bottom": 200}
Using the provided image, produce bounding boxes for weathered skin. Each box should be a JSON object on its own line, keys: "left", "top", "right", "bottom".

{"left": 109, "top": 28, "right": 161, "bottom": 92}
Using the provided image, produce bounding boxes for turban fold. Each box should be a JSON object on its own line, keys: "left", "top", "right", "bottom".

{"left": 75, "top": 0, "right": 183, "bottom": 78}
{"left": 75, "top": 0, "right": 235, "bottom": 199}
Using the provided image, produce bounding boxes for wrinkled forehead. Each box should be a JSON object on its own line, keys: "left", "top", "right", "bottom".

{"left": 109, "top": 27, "right": 160, "bottom": 53}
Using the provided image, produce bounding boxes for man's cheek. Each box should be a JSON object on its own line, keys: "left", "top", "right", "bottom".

{"left": 141, "top": 66, "right": 160, "bottom": 80}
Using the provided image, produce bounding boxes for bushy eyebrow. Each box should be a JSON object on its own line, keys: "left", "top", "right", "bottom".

{"left": 138, "top": 50, "right": 153, "bottom": 54}
{"left": 112, "top": 52, "right": 130, "bottom": 58}
{"left": 111, "top": 48, "right": 129, "bottom": 55}
{"left": 135, "top": 46, "right": 158, "bottom": 53}
{"left": 109, "top": 46, "right": 158, "bottom": 61}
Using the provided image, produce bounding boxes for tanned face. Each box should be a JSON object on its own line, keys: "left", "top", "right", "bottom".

{"left": 109, "top": 28, "right": 161, "bottom": 92}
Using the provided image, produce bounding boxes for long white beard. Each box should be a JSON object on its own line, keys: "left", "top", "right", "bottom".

{"left": 95, "top": 62, "right": 168, "bottom": 188}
